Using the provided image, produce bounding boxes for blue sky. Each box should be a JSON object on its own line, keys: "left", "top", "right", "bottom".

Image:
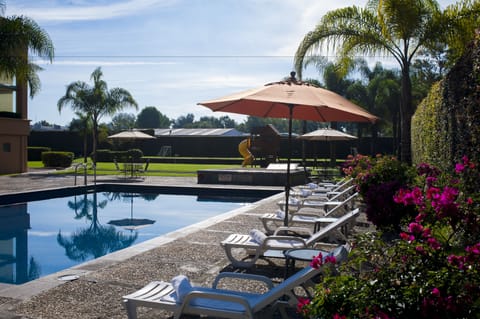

{"left": 8, "top": 0, "right": 457, "bottom": 126}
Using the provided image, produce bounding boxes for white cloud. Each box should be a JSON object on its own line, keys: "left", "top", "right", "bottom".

{"left": 35, "top": 59, "right": 178, "bottom": 67}
{"left": 8, "top": 0, "right": 177, "bottom": 22}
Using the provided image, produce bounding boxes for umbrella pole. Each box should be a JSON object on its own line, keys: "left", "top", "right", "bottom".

{"left": 284, "top": 104, "right": 294, "bottom": 226}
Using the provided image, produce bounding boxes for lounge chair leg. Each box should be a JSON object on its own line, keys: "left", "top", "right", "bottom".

{"left": 224, "top": 248, "right": 259, "bottom": 268}
{"left": 123, "top": 300, "right": 138, "bottom": 319}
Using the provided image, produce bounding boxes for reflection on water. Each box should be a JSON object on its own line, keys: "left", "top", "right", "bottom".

{"left": 57, "top": 192, "right": 138, "bottom": 261}
{"left": 0, "top": 191, "right": 252, "bottom": 284}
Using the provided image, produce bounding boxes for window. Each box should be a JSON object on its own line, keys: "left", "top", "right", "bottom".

{"left": 3, "top": 143, "right": 11, "bottom": 152}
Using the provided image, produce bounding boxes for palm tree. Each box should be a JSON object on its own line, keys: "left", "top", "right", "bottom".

{"left": 69, "top": 112, "right": 92, "bottom": 163}
{"left": 0, "top": 1, "right": 54, "bottom": 99}
{"left": 294, "top": 0, "right": 479, "bottom": 164}
{"left": 58, "top": 67, "right": 138, "bottom": 163}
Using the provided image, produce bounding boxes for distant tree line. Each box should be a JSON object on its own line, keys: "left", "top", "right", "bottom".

{"left": 33, "top": 56, "right": 446, "bottom": 145}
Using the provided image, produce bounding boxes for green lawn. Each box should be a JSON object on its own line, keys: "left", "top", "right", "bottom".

{"left": 28, "top": 160, "right": 242, "bottom": 177}
{"left": 28, "top": 158, "right": 342, "bottom": 178}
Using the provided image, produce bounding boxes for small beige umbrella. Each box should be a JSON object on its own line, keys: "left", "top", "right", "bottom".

{"left": 298, "top": 128, "right": 357, "bottom": 171}
{"left": 107, "top": 130, "right": 155, "bottom": 140}
{"left": 108, "top": 130, "right": 155, "bottom": 154}
{"left": 298, "top": 128, "right": 357, "bottom": 141}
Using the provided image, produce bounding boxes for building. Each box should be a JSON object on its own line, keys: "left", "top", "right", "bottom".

{"left": 153, "top": 128, "right": 246, "bottom": 137}
{"left": 0, "top": 75, "right": 29, "bottom": 174}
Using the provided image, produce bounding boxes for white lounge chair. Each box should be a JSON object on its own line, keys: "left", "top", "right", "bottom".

{"left": 261, "top": 193, "right": 359, "bottom": 234}
{"left": 277, "top": 184, "right": 356, "bottom": 212}
{"left": 221, "top": 208, "right": 360, "bottom": 268}
{"left": 123, "top": 245, "right": 349, "bottom": 319}
{"left": 296, "top": 177, "right": 352, "bottom": 193}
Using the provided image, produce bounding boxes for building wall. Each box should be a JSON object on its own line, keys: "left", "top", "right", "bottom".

{"left": 0, "top": 118, "right": 29, "bottom": 174}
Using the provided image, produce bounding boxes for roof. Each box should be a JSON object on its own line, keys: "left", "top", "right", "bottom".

{"left": 153, "top": 128, "right": 247, "bottom": 137}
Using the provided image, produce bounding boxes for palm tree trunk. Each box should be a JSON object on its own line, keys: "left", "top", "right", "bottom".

{"left": 92, "top": 122, "right": 98, "bottom": 164}
{"left": 400, "top": 63, "right": 414, "bottom": 164}
{"left": 83, "top": 131, "right": 88, "bottom": 163}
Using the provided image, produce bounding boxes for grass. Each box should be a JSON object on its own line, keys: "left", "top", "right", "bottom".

{"left": 28, "top": 158, "right": 343, "bottom": 178}
{"left": 29, "top": 160, "right": 242, "bottom": 177}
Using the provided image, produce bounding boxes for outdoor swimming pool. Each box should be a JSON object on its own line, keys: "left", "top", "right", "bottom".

{"left": 0, "top": 186, "right": 269, "bottom": 285}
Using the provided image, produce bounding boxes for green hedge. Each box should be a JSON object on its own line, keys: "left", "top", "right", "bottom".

{"left": 411, "top": 82, "right": 445, "bottom": 168}
{"left": 41, "top": 151, "right": 74, "bottom": 168}
{"left": 28, "top": 146, "right": 52, "bottom": 161}
{"left": 93, "top": 149, "right": 144, "bottom": 162}
{"left": 412, "top": 33, "right": 480, "bottom": 175}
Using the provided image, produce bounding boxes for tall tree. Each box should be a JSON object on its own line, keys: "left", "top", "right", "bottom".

{"left": 110, "top": 113, "right": 136, "bottom": 132}
{"left": 69, "top": 112, "right": 92, "bottom": 163}
{"left": 0, "top": 1, "right": 54, "bottom": 100}
{"left": 58, "top": 67, "right": 138, "bottom": 163}
{"left": 294, "top": 0, "right": 479, "bottom": 163}
{"left": 173, "top": 113, "right": 195, "bottom": 128}
{"left": 136, "top": 106, "right": 170, "bottom": 128}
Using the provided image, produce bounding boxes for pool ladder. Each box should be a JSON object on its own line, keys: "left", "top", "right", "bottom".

{"left": 74, "top": 163, "right": 88, "bottom": 186}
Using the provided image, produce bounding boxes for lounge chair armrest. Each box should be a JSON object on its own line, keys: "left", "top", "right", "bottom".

{"left": 273, "top": 226, "right": 312, "bottom": 236}
{"left": 292, "top": 211, "right": 324, "bottom": 218}
{"left": 179, "top": 290, "right": 254, "bottom": 316}
{"left": 212, "top": 272, "right": 274, "bottom": 289}
{"left": 263, "top": 236, "right": 307, "bottom": 247}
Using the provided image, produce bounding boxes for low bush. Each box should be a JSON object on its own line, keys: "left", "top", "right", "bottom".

{"left": 28, "top": 146, "right": 51, "bottom": 161}
{"left": 42, "top": 151, "right": 74, "bottom": 168}
{"left": 343, "top": 154, "right": 417, "bottom": 232}
{"left": 92, "top": 149, "right": 144, "bottom": 162}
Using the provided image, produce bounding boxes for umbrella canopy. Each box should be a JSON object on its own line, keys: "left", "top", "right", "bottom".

{"left": 107, "top": 193, "right": 156, "bottom": 231}
{"left": 108, "top": 218, "right": 155, "bottom": 231}
{"left": 107, "top": 130, "right": 155, "bottom": 140}
{"left": 298, "top": 128, "right": 358, "bottom": 141}
{"left": 198, "top": 73, "right": 378, "bottom": 123}
{"left": 198, "top": 72, "right": 378, "bottom": 226}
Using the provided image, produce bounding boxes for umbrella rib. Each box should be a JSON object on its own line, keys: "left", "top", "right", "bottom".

{"left": 314, "top": 106, "right": 328, "bottom": 122}
{"left": 261, "top": 102, "right": 278, "bottom": 118}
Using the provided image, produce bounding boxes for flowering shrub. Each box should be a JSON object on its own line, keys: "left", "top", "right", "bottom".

{"left": 296, "top": 252, "right": 338, "bottom": 316}
{"left": 301, "top": 156, "right": 480, "bottom": 319}
{"left": 343, "top": 154, "right": 417, "bottom": 232}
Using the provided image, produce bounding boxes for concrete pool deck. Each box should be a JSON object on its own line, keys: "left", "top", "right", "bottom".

{"left": 0, "top": 170, "right": 372, "bottom": 319}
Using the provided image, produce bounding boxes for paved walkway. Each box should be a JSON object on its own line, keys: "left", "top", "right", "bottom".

{"left": 0, "top": 170, "right": 371, "bottom": 319}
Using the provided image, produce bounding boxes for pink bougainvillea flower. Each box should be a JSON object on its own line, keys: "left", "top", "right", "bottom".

{"left": 310, "top": 253, "right": 323, "bottom": 269}
{"left": 400, "top": 232, "right": 415, "bottom": 242}
{"left": 333, "top": 314, "right": 347, "bottom": 319}
{"left": 422, "top": 227, "right": 431, "bottom": 238}
{"left": 455, "top": 163, "right": 466, "bottom": 173}
{"left": 394, "top": 187, "right": 424, "bottom": 206}
{"left": 427, "top": 237, "right": 441, "bottom": 250}
{"left": 415, "top": 213, "right": 426, "bottom": 223}
{"left": 432, "top": 287, "right": 441, "bottom": 297}
{"left": 416, "top": 245, "right": 426, "bottom": 254}
{"left": 409, "top": 222, "right": 424, "bottom": 234}
{"left": 325, "top": 255, "right": 337, "bottom": 264}
{"left": 426, "top": 186, "right": 440, "bottom": 200}
{"left": 426, "top": 176, "right": 438, "bottom": 187}
{"left": 296, "top": 297, "right": 310, "bottom": 315}
{"left": 447, "top": 254, "right": 466, "bottom": 270}
{"left": 465, "top": 243, "right": 480, "bottom": 255}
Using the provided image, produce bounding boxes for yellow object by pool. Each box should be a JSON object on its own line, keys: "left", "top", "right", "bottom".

{"left": 238, "top": 138, "right": 254, "bottom": 166}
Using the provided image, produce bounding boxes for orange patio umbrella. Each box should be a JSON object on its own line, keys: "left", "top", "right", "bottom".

{"left": 198, "top": 72, "right": 378, "bottom": 226}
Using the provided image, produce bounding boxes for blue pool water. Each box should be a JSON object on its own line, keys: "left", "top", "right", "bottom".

{"left": 0, "top": 190, "right": 261, "bottom": 285}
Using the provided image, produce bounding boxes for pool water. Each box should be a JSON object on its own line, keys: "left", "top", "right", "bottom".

{"left": 0, "top": 191, "right": 257, "bottom": 285}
